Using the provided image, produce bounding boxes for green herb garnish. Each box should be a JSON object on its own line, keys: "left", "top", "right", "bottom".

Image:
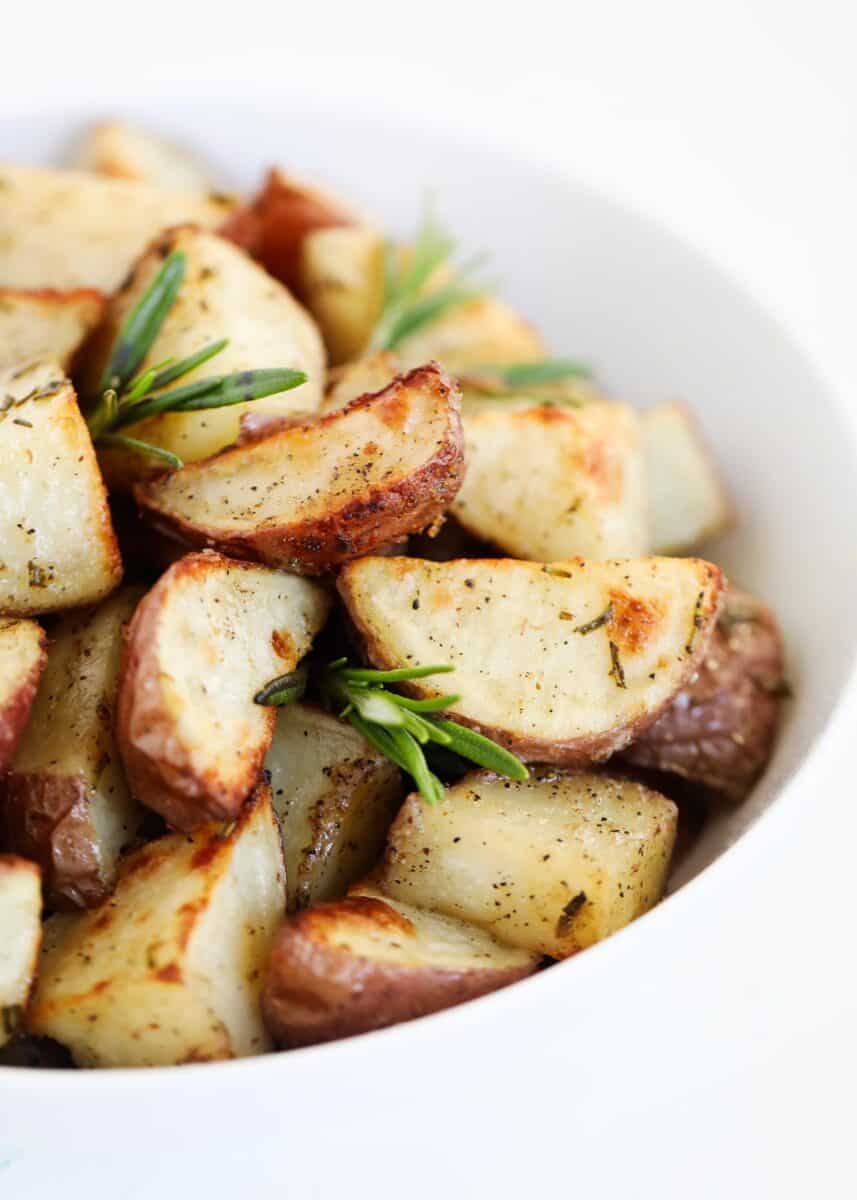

{"left": 368, "top": 208, "right": 487, "bottom": 352}
{"left": 86, "top": 250, "right": 307, "bottom": 467}
{"left": 468, "top": 359, "right": 592, "bottom": 391}
{"left": 255, "top": 657, "right": 528, "bottom": 805}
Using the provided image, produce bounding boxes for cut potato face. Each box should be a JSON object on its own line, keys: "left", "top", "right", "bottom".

{"left": 0, "top": 288, "right": 104, "bottom": 370}
{"left": 0, "top": 856, "right": 42, "bottom": 1046}
{"left": 1, "top": 589, "right": 144, "bottom": 909}
{"left": 644, "top": 401, "right": 732, "bottom": 554}
{"left": 73, "top": 120, "right": 216, "bottom": 191}
{"left": 0, "top": 165, "right": 234, "bottom": 292}
{"left": 452, "top": 402, "right": 648, "bottom": 560}
{"left": 28, "top": 785, "right": 285, "bottom": 1067}
{"left": 299, "top": 226, "right": 385, "bottom": 364}
{"left": 339, "top": 555, "right": 724, "bottom": 763}
{"left": 0, "top": 361, "right": 122, "bottom": 616}
{"left": 380, "top": 771, "right": 677, "bottom": 958}
{"left": 0, "top": 618, "right": 46, "bottom": 773}
{"left": 395, "top": 296, "right": 545, "bottom": 374}
{"left": 135, "top": 364, "right": 466, "bottom": 575}
{"left": 321, "top": 352, "right": 401, "bottom": 415}
{"left": 82, "top": 226, "right": 325, "bottom": 486}
{"left": 622, "top": 588, "right": 786, "bottom": 801}
{"left": 265, "top": 703, "right": 404, "bottom": 911}
{"left": 117, "top": 551, "right": 330, "bottom": 830}
{"left": 262, "top": 884, "right": 539, "bottom": 1048}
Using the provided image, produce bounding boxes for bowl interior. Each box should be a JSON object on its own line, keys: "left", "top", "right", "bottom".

{"left": 3, "top": 99, "right": 856, "bottom": 887}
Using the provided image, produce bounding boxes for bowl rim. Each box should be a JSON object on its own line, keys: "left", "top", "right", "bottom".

{"left": 4, "top": 87, "right": 857, "bottom": 1090}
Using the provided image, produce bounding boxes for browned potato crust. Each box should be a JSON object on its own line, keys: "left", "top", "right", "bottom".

{"left": 0, "top": 288, "right": 104, "bottom": 370}
{"left": 135, "top": 364, "right": 465, "bottom": 575}
{"left": 262, "top": 887, "right": 539, "bottom": 1048}
{"left": 621, "top": 588, "right": 786, "bottom": 800}
{"left": 0, "top": 619, "right": 46, "bottom": 773}
{"left": 0, "top": 854, "right": 42, "bottom": 1045}
{"left": 116, "top": 552, "right": 330, "bottom": 830}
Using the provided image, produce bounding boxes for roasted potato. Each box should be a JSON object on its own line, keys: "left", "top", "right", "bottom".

{"left": 1, "top": 589, "right": 144, "bottom": 909}
{"left": 0, "top": 856, "right": 42, "bottom": 1046}
{"left": 0, "top": 361, "right": 122, "bottom": 616}
{"left": 339, "top": 555, "right": 724, "bottom": 763}
{"left": 0, "top": 288, "right": 104, "bottom": 370}
{"left": 321, "top": 351, "right": 401, "bottom": 414}
{"left": 621, "top": 588, "right": 786, "bottom": 800}
{"left": 27, "top": 784, "right": 285, "bottom": 1067}
{"left": 221, "top": 168, "right": 383, "bottom": 363}
{"left": 80, "top": 225, "right": 325, "bottom": 487}
{"left": 452, "top": 402, "right": 648, "bottom": 560}
{"left": 117, "top": 551, "right": 330, "bottom": 830}
{"left": 135, "top": 363, "right": 466, "bottom": 575}
{"left": 0, "top": 619, "right": 46, "bottom": 773}
{"left": 395, "top": 295, "right": 545, "bottom": 374}
{"left": 0, "top": 165, "right": 233, "bottom": 292}
{"left": 644, "top": 401, "right": 733, "bottom": 554}
{"left": 73, "top": 120, "right": 216, "bottom": 191}
{"left": 262, "top": 884, "right": 539, "bottom": 1048}
{"left": 379, "top": 770, "right": 677, "bottom": 958}
{"left": 265, "top": 702, "right": 404, "bottom": 911}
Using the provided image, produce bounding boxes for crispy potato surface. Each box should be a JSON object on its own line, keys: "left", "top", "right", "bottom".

{"left": 28, "top": 785, "right": 285, "bottom": 1067}
{"left": 116, "top": 552, "right": 330, "bottom": 830}
{"left": 1, "top": 589, "right": 144, "bottom": 909}
{"left": 0, "top": 361, "right": 122, "bottom": 616}
{"left": 73, "top": 121, "right": 216, "bottom": 191}
{"left": 339, "top": 555, "right": 724, "bottom": 763}
{"left": 0, "top": 855, "right": 42, "bottom": 1047}
{"left": 135, "top": 363, "right": 465, "bottom": 574}
{"left": 452, "top": 402, "right": 648, "bottom": 560}
{"left": 0, "top": 288, "right": 104, "bottom": 370}
{"left": 395, "top": 295, "right": 545, "bottom": 373}
{"left": 262, "top": 884, "right": 539, "bottom": 1047}
{"left": 379, "top": 770, "right": 677, "bottom": 957}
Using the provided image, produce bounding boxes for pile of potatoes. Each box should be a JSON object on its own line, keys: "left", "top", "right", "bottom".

{"left": 0, "top": 121, "right": 785, "bottom": 1067}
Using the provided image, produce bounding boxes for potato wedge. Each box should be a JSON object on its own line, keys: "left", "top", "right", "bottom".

{"left": 379, "top": 770, "right": 677, "bottom": 958}
{"left": 644, "top": 401, "right": 733, "bottom": 554}
{"left": 265, "top": 703, "right": 404, "bottom": 911}
{"left": 0, "top": 619, "right": 46, "bottom": 773}
{"left": 321, "top": 351, "right": 401, "bottom": 414}
{"left": 452, "top": 402, "right": 648, "bottom": 560}
{"left": 0, "top": 361, "right": 122, "bottom": 616}
{"left": 0, "top": 288, "right": 104, "bottom": 370}
{"left": 135, "top": 363, "right": 465, "bottom": 575}
{"left": 73, "top": 120, "right": 216, "bottom": 191}
{"left": 339, "top": 555, "right": 724, "bottom": 763}
{"left": 395, "top": 296, "right": 545, "bottom": 374}
{"left": 117, "top": 551, "right": 330, "bottom": 830}
{"left": 0, "top": 165, "right": 233, "bottom": 292}
{"left": 262, "top": 884, "right": 539, "bottom": 1047}
{"left": 81, "top": 226, "right": 325, "bottom": 487}
{"left": 0, "top": 856, "right": 42, "bottom": 1046}
{"left": 621, "top": 588, "right": 786, "bottom": 800}
{"left": 2, "top": 589, "right": 144, "bottom": 909}
{"left": 221, "top": 168, "right": 382, "bottom": 361}
{"left": 28, "top": 784, "right": 285, "bottom": 1067}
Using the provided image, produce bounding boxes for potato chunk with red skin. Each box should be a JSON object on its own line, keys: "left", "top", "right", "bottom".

{"left": 262, "top": 886, "right": 539, "bottom": 1048}
{"left": 0, "top": 619, "right": 46, "bottom": 773}
{"left": 621, "top": 588, "right": 786, "bottom": 800}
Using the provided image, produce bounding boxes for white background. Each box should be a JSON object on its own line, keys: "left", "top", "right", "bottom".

{"left": 3, "top": 2, "right": 857, "bottom": 1195}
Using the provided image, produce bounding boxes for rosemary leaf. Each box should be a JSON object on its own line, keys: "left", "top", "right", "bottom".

{"left": 475, "top": 359, "right": 592, "bottom": 389}
{"left": 340, "top": 664, "right": 455, "bottom": 684}
{"left": 387, "top": 726, "right": 444, "bottom": 806}
{"left": 148, "top": 339, "right": 229, "bottom": 392}
{"left": 253, "top": 667, "right": 308, "bottom": 707}
{"left": 432, "top": 719, "right": 530, "bottom": 780}
{"left": 386, "top": 692, "right": 461, "bottom": 713}
{"left": 96, "top": 432, "right": 183, "bottom": 469}
{"left": 101, "top": 250, "right": 186, "bottom": 392}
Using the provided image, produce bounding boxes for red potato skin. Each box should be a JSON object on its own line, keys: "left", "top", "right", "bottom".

{"left": 262, "top": 897, "right": 538, "bottom": 1048}
{"left": 1, "top": 777, "right": 107, "bottom": 910}
{"left": 620, "top": 588, "right": 785, "bottom": 800}
{"left": 115, "top": 554, "right": 277, "bottom": 831}
{"left": 220, "top": 168, "right": 352, "bottom": 293}
{"left": 0, "top": 626, "right": 47, "bottom": 774}
{"left": 134, "top": 365, "right": 466, "bottom": 576}
{"left": 337, "top": 559, "right": 726, "bottom": 766}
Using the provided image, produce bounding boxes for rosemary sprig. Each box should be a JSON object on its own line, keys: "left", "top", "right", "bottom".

{"left": 255, "top": 658, "right": 529, "bottom": 805}
{"left": 467, "top": 359, "right": 592, "bottom": 391}
{"left": 86, "top": 249, "right": 307, "bottom": 467}
{"left": 368, "top": 208, "right": 487, "bottom": 352}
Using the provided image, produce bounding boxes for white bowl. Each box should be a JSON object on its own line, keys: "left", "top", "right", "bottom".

{"left": 3, "top": 96, "right": 857, "bottom": 1187}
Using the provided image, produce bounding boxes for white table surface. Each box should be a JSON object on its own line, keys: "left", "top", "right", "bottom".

{"left": 2, "top": 3, "right": 856, "bottom": 1195}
